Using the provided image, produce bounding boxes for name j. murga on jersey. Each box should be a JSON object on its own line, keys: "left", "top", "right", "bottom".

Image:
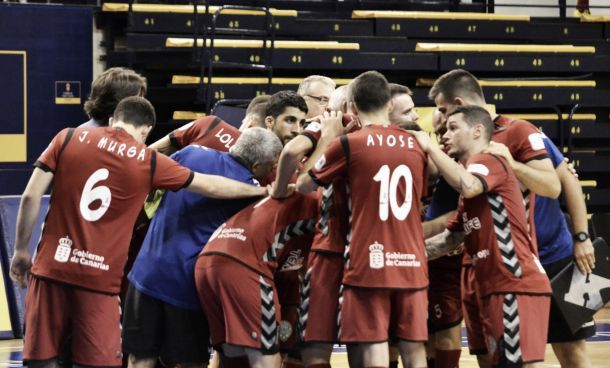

{"left": 78, "top": 130, "right": 147, "bottom": 161}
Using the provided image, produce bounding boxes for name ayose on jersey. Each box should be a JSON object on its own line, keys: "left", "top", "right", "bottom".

{"left": 366, "top": 133, "right": 416, "bottom": 149}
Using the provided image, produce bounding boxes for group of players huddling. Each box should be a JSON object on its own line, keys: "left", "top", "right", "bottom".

{"left": 10, "top": 66, "right": 597, "bottom": 368}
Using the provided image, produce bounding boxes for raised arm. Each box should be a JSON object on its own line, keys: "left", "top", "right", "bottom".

{"left": 410, "top": 131, "right": 484, "bottom": 199}
{"left": 282, "top": 111, "right": 345, "bottom": 196}
{"left": 270, "top": 135, "right": 313, "bottom": 198}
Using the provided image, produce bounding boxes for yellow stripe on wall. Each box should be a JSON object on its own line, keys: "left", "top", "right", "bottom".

{"left": 0, "top": 50, "right": 27, "bottom": 163}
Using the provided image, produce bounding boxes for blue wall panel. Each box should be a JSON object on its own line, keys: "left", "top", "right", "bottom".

{"left": 0, "top": 195, "right": 49, "bottom": 338}
{"left": 0, "top": 4, "right": 92, "bottom": 194}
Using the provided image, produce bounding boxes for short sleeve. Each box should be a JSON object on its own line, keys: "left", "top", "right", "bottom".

{"left": 466, "top": 154, "right": 508, "bottom": 194}
{"left": 34, "top": 128, "right": 72, "bottom": 173}
{"left": 446, "top": 200, "right": 464, "bottom": 232}
{"left": 504, "top": 120, "right": 549, "bottom": 163}
{"left": 169, "top": 117, "right": 216, "bottom": 149}
{"left": 151, "top": 152, "right": 194, "bottom": 191}
{"left": 543, "top": 137, "right": 564, "bottom": 168}
{"left": 308, "top": 136, "right": 348, "bottom": 187}
{"left": 301, "top": 121, "right": 322, "bottom": 151}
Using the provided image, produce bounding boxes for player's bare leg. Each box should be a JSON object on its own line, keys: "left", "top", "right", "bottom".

{"left": 434, "top": 325, "right": 462, "bottom": 367}
{"left": 361, "top": 342, "right": 389, "bottom": 367}
{"left": 398, "top": 341, "right": 426, "bottom": 368}
{"left": 28, "top": 359, "right": 60, "bottom": 368}
{"left": 244, "top": 348, "right": 282, "bottom": 368}
{"left": 301, "top": 343, "right": 333, "bottom": 367}
{"left": 551, "top": 340, "right": 592, "bottom": 368}
{"left": 127, "top": 355, "right": 156, "bottom": 368}
{"left": 223, "top": 344, "right": 282, "bottom": 368}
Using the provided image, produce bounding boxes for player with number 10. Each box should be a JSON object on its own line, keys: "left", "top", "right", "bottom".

{"left": 296, "top": 71, "right": 429, "bottom": 368}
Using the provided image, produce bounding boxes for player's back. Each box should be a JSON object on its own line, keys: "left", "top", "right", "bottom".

{"left": 202, "top": 193, "right": 319, "bottom": 279}
{"left": 342, "top": 124, "right": 428, "bottom": 289}
{"left": 50, "top": 127, "right": 154, "bottom": 244}
{"left": 170, "top": 115, "right": 240, "bottom": 151}
{"left": 32, "top": 127, "right": 190, "bottom": 293}
{"left": 128, "top": 146, "right": 259, "bottom": 309}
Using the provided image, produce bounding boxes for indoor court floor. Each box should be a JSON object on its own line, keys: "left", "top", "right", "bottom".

{"left": 0, "top": 309, "right": 608, "bottom": 367}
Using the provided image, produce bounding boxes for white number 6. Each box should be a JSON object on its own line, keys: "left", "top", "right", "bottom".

{"left": 80, "top": 168, "right": 112, "bottom": 222}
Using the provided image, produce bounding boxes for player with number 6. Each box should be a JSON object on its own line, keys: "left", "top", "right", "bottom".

{"left": 9, "top": 96, "right": 269, "bottom": 367}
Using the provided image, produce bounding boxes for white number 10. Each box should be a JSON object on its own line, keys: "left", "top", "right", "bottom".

{"left": 79, "top": 168, "right": 112, "bottom": 222}
{"left": 373, "top": 164, "right": 413, "bottom": 221}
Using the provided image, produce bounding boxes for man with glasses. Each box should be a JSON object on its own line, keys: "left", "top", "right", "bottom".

{"left": 297, "top": 75, "right": 336, "bottom": 119}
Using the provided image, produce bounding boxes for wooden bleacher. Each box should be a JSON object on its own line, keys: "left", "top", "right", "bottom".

{"left": 352, "top": 10, "right": 606, "bottom": 41}
{"left": 415, "top": 42, "right": 602, "bottom": 73}
{"left": 97, "top": 4, "right": 610, "bottom": 214}
{"left": 416, "top": 79, "right": 603, "bottom": 108}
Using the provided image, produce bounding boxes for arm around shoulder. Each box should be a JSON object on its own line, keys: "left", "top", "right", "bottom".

{"left": 187, "top": 173, "right": 268, "bottom": 199}
{"left": 513, "top": 158, "right": 561, "bottom": 198}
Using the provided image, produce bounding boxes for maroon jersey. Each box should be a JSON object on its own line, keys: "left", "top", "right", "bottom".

{"left": 170, "top": 116, "right": 240, "bottom": 151}
{"left": 31, "top": 127, "right": 193, "bottom": 294}
{"left": 310, "top": 124, "right": 428, "bottom": 290}
{"left": 311, "top": 177, "right": 350, "bottom": 254}
{"left": 492, "top": 115, "right": 547, "bottom": 239}
{"left": 304, "top": 115, "right": 360, "bottom": 255}
{"left": 201, "top": 193, "right": 319, "bottom": 280}
{"left": 446, "top": 153, "right": 551, "bottom": 297}
{"left": 301, "top": 114, "right": 360, "bottom": 151}
{"left": 492, "top": 116, "right": 548, "bottom": 163}
{"left": 461, "top": 115, "right": 549, "bottom": 267}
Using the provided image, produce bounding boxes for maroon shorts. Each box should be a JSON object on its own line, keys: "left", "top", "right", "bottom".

{"left": 299, "top": 252, "right": 344, "bottom": 343}
{"left": 480, "top": 293, "right": 550, "bottom": 366}
{"left": 339, "top": 287, "right": 427, "bottom": 343}
{"left": 428, "top": 261, "right": 463, "bottom": 332}
{"left": 24, "top": 277, "right": 123, "bottom": 366}
{"left": 279, "top": 304, "right": 298, "bottom": 353}
{"left": 275, "top": 269, "right": 301, "bottom": 352}
{"left": 461, "top": 265, "right": 487, "bottom": 355}
{"left": 195, "top": 255, "right": 281, "bottom": 354}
